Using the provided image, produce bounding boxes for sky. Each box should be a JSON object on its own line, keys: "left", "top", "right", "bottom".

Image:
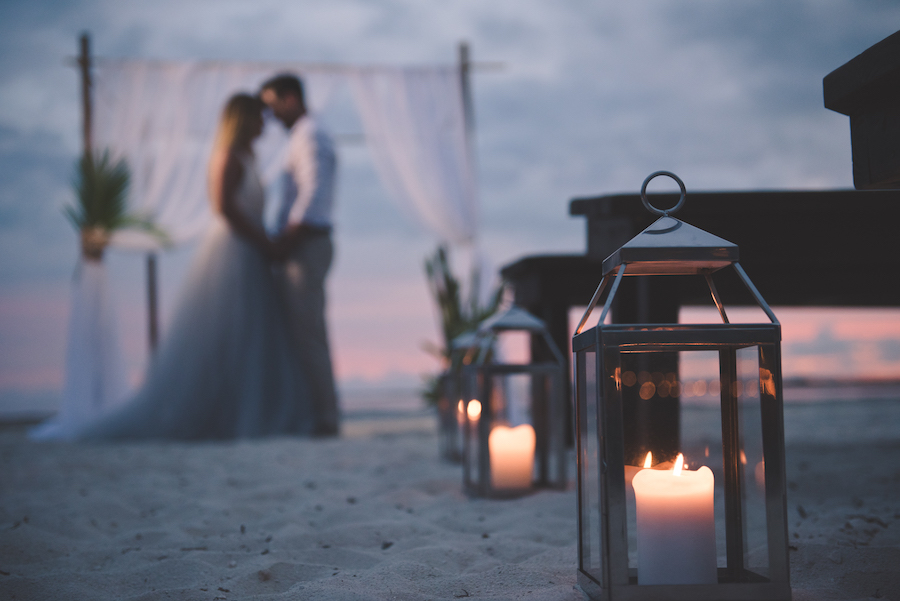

{"left": 2, "top": 1, "right": 900, "bottom": 410}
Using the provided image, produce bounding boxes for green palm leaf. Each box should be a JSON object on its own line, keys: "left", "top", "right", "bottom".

{"left": 64, "top": 149, "right": 170, "bottom": 246}
{"left": 422, "top": 245, "right": 503, "bottom": 405}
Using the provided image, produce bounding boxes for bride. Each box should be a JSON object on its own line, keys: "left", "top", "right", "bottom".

{"left": 69, "top": 93, "right": 312, "bottom": 440}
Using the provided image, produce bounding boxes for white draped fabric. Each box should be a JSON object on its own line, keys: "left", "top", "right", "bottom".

{"left": 40, "top": 59, "right": 480, "bottom": 433}
{"left": 31, "top": 261, "right": 130, "bottom": 440}
{"left": 348, "top": 67, "right": 477, "bottom": 243}
{"left": 92, "top": 60, "right": 477, "bottom": 247}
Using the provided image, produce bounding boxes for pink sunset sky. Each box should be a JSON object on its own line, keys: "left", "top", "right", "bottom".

{"left": 4, "top": 282, "right": 900, "bottom": 400}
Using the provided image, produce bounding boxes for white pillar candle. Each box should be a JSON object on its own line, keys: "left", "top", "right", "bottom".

{"left": 632, "top": 454, "right": 717, "bottom": 585}
{"left": 488, "top": 424, "right": 535, "bottom": 490}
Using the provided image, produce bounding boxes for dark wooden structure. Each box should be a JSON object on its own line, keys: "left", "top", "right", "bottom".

{"left": 824, "top": 30, "right": 900, "bottom": 190}
{"left": 504, "top": 188, "right": 900, "bottom": 369}
{"left": 502, "top": 189, "right": 900, "bottom": 447}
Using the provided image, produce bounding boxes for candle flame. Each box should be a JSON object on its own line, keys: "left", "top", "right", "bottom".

{"left": 643, "top": 452, "right": 652, "bottom": 468}
{"left": 457, "top": 400, "right": 464, "bottom": 414}
{"left": 467, "top": 399, "right": 482, "bottom": 420}
{"left": 673, "top": 453, "right": 684, "bottom": 476}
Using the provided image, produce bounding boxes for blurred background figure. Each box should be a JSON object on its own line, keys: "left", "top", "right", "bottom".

{"left": 261, "top": 74, "right": 341, "bottom": 437}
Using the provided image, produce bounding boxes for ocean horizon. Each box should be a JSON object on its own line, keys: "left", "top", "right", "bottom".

{"left": 3, "top": 381, "right": 899, "bottom": 447}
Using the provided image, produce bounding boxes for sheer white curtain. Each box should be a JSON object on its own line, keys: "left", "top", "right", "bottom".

{"left": 92, "top": 61, "right": 478, "bottom": 246}
{"left": 349, "top": 67, "right": 478, "bottom": 244}
{"left": 30, "top": 261, "right": 130, "bottom": 439}
{"left": 45, "top": 60, "right": 479, "bottom": 434}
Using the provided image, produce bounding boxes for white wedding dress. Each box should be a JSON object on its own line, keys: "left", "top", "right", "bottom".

{"left": 69, "top": 153, "right": 313, "bottom": 440}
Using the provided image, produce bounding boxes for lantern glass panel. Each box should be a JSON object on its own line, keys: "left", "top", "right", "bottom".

{"left": 463, "top": 368, "right": 550, "bottom": 495}
{"left": 437, "top": 372, "right": 465, "bottom": 462}
{"left": 463, "top": 370, "right": 483, "bottom": 486}
{"left": 576, "top": 349, "right": 604, "bottom": 582}
{"left": 493, "top": 372, "right": 532, "bottom": 426}
{"left": 611, "top": 344, "right": 775, "bottom": 585}
{"left": 496, "top": 329, "right": 531, "bottom": 364}
{"left": 733, "top": 345, "right": 770, "bottom": 577}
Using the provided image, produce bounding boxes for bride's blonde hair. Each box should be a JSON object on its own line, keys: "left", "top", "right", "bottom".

{"left": 213, "top": 93, "right": 263, "bottom": 154}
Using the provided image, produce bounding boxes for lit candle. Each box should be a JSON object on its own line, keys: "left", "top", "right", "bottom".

{"left": 624, "top": 451, "right": 654, "bottom": 487}
{"left": 467, "top": 399, "right": 482, "bottom": 421}
{"left": 488, "top": 424, "right": 535, "bottom": 490}
{"left": 625, "top": 452, "right": 675, "bottom": 491}
{"left": 632, "top": 453, "right": 717, "bottom": 585}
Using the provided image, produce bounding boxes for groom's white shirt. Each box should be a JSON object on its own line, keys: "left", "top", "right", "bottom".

{"left": 277, "top": 115, "right": 337, "bottom": 231}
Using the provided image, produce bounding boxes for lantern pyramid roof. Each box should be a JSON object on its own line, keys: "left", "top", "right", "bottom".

{"left": 477, "top": 305, "right": 547, "bottom": 333}
{"left": 602, "top": 216, "right": 739, "bottom": 276}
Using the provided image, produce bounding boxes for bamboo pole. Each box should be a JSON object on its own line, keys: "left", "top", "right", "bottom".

{"left": 147, "top": 253, "right": 159, "bottom": 351}
{"left": 458, "top": 41, "right": 474, "bottom": 134}
{"left": 78, "top": 33, "right": 92, "bottom": 157}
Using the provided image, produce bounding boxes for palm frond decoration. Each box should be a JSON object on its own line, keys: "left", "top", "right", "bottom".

{"left": 421, "top": 245, "right": 503, "bottom": 406}
{"left": 65, "top": 149, "right": 169, "bottom": 259}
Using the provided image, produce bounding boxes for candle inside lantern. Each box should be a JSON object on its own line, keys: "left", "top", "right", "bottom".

{"left": 632, "top": 453, "right": 717, "bottom": 585}
{"left": 467, "top": 399, "right": 482, "bottom": 421}
{"left": 624, "top": 451, "right": 653, "bottom": 491}
{"left": 488, "top": 424, "right": 535, "bottom": 490}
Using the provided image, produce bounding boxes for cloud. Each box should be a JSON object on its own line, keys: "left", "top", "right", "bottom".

{"left": 3, "top": 1, "right": 900, "bottom": 392}
{"left": 0, "top": 126, "right": 77, "bottom": 284}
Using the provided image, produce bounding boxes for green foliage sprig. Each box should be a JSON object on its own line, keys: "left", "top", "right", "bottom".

{"left": 421, "top": 245, "right": 503, "bottom": 406}
{"left": 65, "top": 150, "right": 169, "bottom": 257}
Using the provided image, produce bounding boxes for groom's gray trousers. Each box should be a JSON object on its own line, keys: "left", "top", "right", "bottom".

{"left": 274, "top": 231, "right": 339, "bottom": 435}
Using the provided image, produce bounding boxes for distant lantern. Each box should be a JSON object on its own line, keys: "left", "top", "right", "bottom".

{"left": 436, "top": 331, "right": 479, "bottom": 463}
{"left": 461, "top": 305, "right": 567, "bottom": 497}
{"left": 573, "top": 172, "right": 790, "bottom": 600}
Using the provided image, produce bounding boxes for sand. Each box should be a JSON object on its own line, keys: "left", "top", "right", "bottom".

{"left": 1, "top": 402, "right": 899, "bottom": 601}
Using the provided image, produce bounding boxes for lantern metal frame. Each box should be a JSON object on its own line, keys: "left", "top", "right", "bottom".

{"left": 437, "top": 331, "right": 479, "bottom": 463}
{"left": 461, "top": 306, "right": 568, "bottom": 498}
{"left": 573, "top": 172, "right": 791, "bottom": 600}
{"left": 436, "top": 371, "right": 461, "bottom": 462}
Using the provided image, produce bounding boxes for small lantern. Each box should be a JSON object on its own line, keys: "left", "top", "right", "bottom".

{"left": 436, "top": 331, "right": 479, "bottom": 463}
{"left": 573, "top": 172, "right": 790, "bottom": 600}
{"left": 461, "top": 305, "right": 568, "bottom": 497}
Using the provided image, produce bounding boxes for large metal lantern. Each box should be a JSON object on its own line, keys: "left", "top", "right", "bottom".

{"left": 461, "top": 305, "right": 568, "bottom": 497}
{"left": 573, "top": 172, "right": 790, "bottom": 600}
{"left": 436, "top": 331, "right": 479, "bottom": 463}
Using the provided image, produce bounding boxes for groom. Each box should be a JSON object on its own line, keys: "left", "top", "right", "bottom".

{"left": 260, "top": 74, "right": 340, "bottom": 437}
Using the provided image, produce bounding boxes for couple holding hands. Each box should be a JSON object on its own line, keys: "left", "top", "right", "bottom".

{"left": 75, "top": 74, "right": 340, "bottom": 441}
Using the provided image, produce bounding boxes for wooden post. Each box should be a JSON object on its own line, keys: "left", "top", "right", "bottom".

{"left": 78, "top": 32, "right": 160, "bottom": 354}
{"left": 78, "top": 33, "right": 92, "bottom": 158}
{"left": 458, "top": 41, "right": 475, "bottom": 134}
{"left": 147, "top": 253, "right": 159, "bottom": 351}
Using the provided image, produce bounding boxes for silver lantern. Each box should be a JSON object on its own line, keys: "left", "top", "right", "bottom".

{"left": 461, "top": 305, "right": 568, "bottom": 498}
{"left": 573, "top": 172, "right": 790, "bottom": 600}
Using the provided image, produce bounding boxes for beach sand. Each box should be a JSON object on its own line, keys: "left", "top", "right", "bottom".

{"left": 1, "top": 400, "right": 899, "bottom": 600}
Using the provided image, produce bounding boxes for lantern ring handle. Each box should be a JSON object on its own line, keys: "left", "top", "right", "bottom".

{"left": 641, "top": 171, "right": 686, "bottom": 216}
